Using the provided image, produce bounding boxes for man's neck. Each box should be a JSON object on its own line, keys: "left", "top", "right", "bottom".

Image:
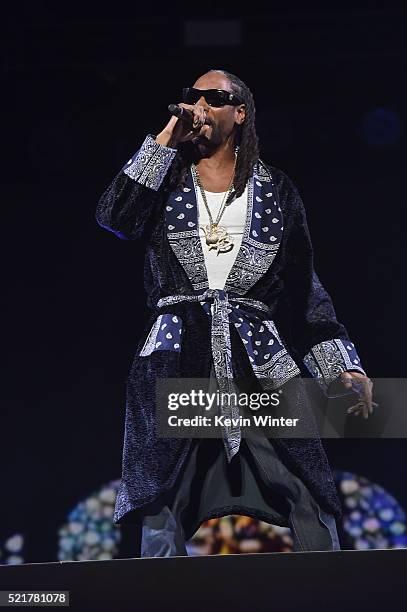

{"left": 195, "top": 142, "right": 235, "bottom": 171}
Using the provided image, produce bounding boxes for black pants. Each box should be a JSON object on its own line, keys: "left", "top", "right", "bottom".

{"left": 140, "top": 421, "right": 340, "bottom": 555}
{"left": 140, "top": 359, "right": 340, "bottom": 556}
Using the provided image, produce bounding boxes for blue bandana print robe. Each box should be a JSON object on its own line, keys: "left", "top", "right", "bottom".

{"left": 95, "top": 135, "right": 367, "bottom": 525}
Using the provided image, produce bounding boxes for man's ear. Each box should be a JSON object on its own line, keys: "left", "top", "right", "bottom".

{"left": 236, "top": 104, "right": 246, "bottom": 125}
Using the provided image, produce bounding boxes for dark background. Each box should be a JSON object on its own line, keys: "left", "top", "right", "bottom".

{"left": 2, "top": 2, "right": 406, "bottom": 561}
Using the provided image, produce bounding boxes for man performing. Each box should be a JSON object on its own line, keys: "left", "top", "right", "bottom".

{"left": 95, "top": 69, "right": 375, "bottom": 556}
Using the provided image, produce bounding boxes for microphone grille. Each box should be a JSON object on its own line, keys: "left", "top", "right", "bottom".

{"left": 168, "top": 104, "right": 182, "bottom": 117}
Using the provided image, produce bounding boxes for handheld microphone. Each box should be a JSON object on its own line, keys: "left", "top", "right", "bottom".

{"left": 168, "top": 104, "right": 210, "bottom": 127}
{"left": 168, "top": 104, "right": 194, "bottom": 124}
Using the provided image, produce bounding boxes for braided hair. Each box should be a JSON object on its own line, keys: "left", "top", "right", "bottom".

{"left": 167, "top": 69, "right": 260, "bottom": 204}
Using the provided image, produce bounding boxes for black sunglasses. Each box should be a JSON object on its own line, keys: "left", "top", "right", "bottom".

{"left": 182, "top": 87, "right": 243, "bottom": 108}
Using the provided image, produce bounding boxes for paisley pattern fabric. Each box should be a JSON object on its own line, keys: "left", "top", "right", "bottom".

{"left": 124, "top": 136, "right": 177, "bottom": 190}
{"left": 139, "top": 313, "right": 183, "bottom": 356}
{"left": 157, "top": 288, "right": 301, "bottom": 462}
{"left": 164, "top": 150, "right": 283, "bottom": 295}
{"left": 304, "top": 338, "right": 366, "bottom": 393}
{"left": 95, "top": 133, "right": 368, "bottom": 526}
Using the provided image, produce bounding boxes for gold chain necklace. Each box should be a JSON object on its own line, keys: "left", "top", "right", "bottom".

{"left": 192, "top": 150, "right": 237, "bottom": 255}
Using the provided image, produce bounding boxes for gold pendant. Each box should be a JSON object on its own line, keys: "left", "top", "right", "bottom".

{"left": 202, "top": 224, "right": 234, "bottom": 255}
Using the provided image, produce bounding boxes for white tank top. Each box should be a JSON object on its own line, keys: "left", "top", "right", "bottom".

{"left": 197, "top": 184, "right": 248, "bottom": 290}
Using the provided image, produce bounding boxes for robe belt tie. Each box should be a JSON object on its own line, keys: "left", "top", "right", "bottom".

{"left": 157, "top": 288, "right": 300, "bottom": 463}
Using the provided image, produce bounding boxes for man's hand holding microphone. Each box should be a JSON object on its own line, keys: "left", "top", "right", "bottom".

{"left": 155, "top": 102, "right": 211, "bottom": 148}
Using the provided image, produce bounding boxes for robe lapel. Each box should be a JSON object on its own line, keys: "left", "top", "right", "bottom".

{"left": 165, "top": 170, "right": 208, "bottom": 295}
{"left": 165, "top": 160, "right": 283, "bottom": 295}
{"left": 224, "top": 160, "right": 283, "bottom": 295}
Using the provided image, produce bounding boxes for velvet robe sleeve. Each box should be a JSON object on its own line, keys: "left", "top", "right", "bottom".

{"left": 95, "top": 134, "right": 177, "bottom": 240}
{"left": 279, "top": 172, "right": 367, "bottom": 394}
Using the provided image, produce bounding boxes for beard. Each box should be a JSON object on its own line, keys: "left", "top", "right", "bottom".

{"left": 191, "top": 122, "right": 224, "bottom": 158}
{"left": 177, "top": 123, "right": 235, "bottom": 167}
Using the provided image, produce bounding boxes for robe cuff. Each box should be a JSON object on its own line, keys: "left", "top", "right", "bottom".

{"left": 303, "top": 338, "right": 367, "bottom": 395}
{"left": 123, "top": 134, "right": 177, "bottom": 190}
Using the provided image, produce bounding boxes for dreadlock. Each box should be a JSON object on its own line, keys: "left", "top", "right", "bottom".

{"left": 167, "top": 69, "right": 260, "bottom": 204}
